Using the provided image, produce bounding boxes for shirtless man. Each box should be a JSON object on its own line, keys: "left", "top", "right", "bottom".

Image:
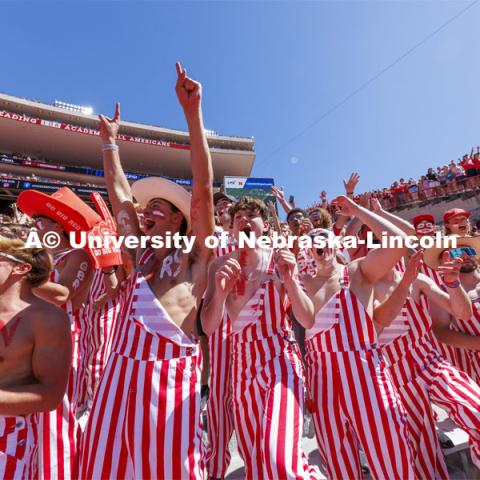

{"left": 78, "top": 63, "right": 215, "bottom": 479}
{"left": 0, "top": 232, "right": 71, "bottom": 479}
{"left": 427, "top": 241, "right": 480, "bottom": 384}
{"left": 18, "top": 188, "right": 96, "bottom": 479}
{"left": 299, "top": 195, "right": 415, "bottom": 479}
{"left": 374, "top": 249, "right": 480, "bottom": 477}
{"left": 202, "top": 197, "right": 320, "bottom": 479}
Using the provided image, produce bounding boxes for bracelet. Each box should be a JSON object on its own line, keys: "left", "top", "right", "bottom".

{"left": 103, "top": 266, "right": 118, "bottom": 275}
{"left": 346, "top": 191, "right": 354, "bottom": 195}
{"left": 444, "top": 279, "right": 460, "bottom": 288}
{"left": 102, "top": 144, "right": 119, "bottom": 152}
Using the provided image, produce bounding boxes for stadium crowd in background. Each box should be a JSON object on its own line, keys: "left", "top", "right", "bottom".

{"left": 1, "top": 64, "right": 480, "bottom": 480}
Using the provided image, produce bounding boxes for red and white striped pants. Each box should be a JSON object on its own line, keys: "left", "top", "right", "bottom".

{"left": 396, "top": 354, "right": 480, "bottom": 473}
{"left": 205, "top": 321, "right": 234, "bottom": 478}
{"left": 78, "top": 348, "right": 204, "bottom": 479}
{"left": 231, "top": 333, "right": 320, "bottom": 479}
{"left": 38, "top": 325, "right": 81, "bottom": 480}
{"left": 0, "top": 414, "right": 37, "bottom": 480}
{"left": 306, "top": 349, "right": 414, "bottom": 480}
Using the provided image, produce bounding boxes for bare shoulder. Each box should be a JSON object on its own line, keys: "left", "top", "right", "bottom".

{"left": 60, "top": 249, "right": 92, "bottom": 268}
{"left": 29, "top": 299, "right": 70, "bottom": 337}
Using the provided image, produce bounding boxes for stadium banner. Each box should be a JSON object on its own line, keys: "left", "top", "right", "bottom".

{"left": 16, "top": 180, "right": 108, "bottom": 197}
{"left": 0, "top": 110, "right": 189, "bottom": 150}
{"left": 224, "top": 176, "right": 276, "bottom": 204}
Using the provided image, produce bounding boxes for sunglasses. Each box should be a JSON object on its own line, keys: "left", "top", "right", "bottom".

{"left": 449, "top": 247, "right": 477, "bottom": 259}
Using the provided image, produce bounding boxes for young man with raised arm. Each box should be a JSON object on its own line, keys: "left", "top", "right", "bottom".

{"left": 0, "top": 232, "right": 71, "bottom": 479}
{"left": 299, "top": 195, "right": 415, "bottom": 480}
{"left": 374, "top": 249, "right": 480, "bottom": 477}
{"left": 78, "top": 63, "right": 215, "bottom": 480}
{"left": 202, "top": 197, "right": 320, "bottom": 480}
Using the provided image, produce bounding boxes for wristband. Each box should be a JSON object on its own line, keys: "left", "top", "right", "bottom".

{"left": 346, "top": 191, "right": 354, "bottom": 195}
{"left": 102, "top": 144, "right": 119, "bottom": 152}
{"left": 103, "top": 266, "right": 118, "bottom": 275}
{"left": 443, "top": 279, "right": 460, "bottom": 289}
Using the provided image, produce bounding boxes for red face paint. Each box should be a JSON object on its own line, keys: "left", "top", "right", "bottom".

{"left": 0, "top": 316, "right": 21, "bottom": 347}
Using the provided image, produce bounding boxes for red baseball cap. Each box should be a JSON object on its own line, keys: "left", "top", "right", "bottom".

{"left": 412, "top": 214, "right": 434, "bottom": 228}
{"left": 443, "top": 208, "right": 471, "bottom": 223}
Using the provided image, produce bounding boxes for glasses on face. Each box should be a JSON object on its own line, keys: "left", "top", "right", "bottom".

{"left": 449, "top": 247, "right": 477, "bottom": 259}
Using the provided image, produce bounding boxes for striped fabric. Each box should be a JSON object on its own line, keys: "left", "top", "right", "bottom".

{"left": 78, "top": 248, "right": 204, "bottom": 479}
{"left": 0, "top": 415, "right": 37, "bottom": 480}
{"left": 449, "top": 299, "right": 480, "bottom": 384}
{"left": 380, "top": 294, "right": 480, "bottom": 476}
{"left": 38, "top": 250, "right": 83, "bottom": 480}
{"left": 229, "top": 250, "right": 320, "bottom": 479}
{"left": 305, "top": 265, "right": 415, "bottom": 480}
{"left": 205, "top": 241, "right": 236, "bottom": 478}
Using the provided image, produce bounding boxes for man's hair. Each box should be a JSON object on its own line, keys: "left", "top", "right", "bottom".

{"left": 164, "top": 200, "right": 188, "bottom": 236}
{"left": 228, "top": 197, "right": 269, "bottom": 222}
{"left": 308, "top": 208, "right": 332, "bottom": 229}
{"left": 0, "top": 232, "right": 52, "bottom": 286}
{"left": 286, "top": 208, "right": 307, "bottom": 223}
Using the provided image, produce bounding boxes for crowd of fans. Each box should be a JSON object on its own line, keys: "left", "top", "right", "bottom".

{"left": 363, "top": 148, "right": 480, "bottom": 209}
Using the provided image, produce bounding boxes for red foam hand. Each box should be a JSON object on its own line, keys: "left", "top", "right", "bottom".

{"left": 88, "top": 193, "right": 122, "bottom": 269}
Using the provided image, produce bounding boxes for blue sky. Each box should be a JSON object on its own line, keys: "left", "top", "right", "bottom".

{"left": 1, "top": 0, "right": 479, "bottom": 209}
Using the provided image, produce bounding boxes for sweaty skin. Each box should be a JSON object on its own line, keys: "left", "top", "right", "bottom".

{"left": 0, "top": 290, "right": 71, "bottom": 415}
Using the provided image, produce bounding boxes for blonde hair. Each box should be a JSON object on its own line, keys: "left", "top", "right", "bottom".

{"left": 0, "top": 234, "right": 52, "bottom": 286}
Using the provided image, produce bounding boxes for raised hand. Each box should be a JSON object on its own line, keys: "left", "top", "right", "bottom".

{"left": 265, "top": 200, "right": 276, "bottom": 214}
{"left": 215, "top": 258, "right": 242, "bottom": 296}
{"left": 271, "top": 186, "right": 285, "bottom": 201}
{"left": 370, "top": 197, "right": 382, "bottom": 213}
{"left": 275, "top": 249, "right": 297, "bottom": 282}
{"left": 175, "top": 62, "right": 202, "bottom": 116}
{"left": 343, "top": 172, "right": 360, "bottom": 195}
{"left": 330, "top": 195, "right": 360, "bottom": 217}
{"left": 402, "top": 250, "right": 423, "bottom": 286}
{"left": 98, "top": 103, "right": 120, "bottom": 143}
{"left": 320, "top": 190, "right": 327, "bottom": 203}
{"left": 438, "top": 251, "right": 462, "bottom": 284}
{"left": 299, "top": 218, "right": 314, "bottom": 235}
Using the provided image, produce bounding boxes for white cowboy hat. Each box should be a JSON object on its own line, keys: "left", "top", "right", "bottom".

{"left": 131, "top": 177, "right": 191, "bottom": 233}
{"left": 423, "top": 235, "right": 480, "bottom": 269}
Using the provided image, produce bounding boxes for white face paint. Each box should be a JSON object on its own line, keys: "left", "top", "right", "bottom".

{"left": 72, "top": 261, "right": 89, "bottom": 290}
{"left": 416, "top": 221, "right": 435, "bottom": 236}
{"left": 117, "top": 209, "right": 133, "bottom": 235}
{"left": 158, "top": 250, "right": 182, "bottom": 280}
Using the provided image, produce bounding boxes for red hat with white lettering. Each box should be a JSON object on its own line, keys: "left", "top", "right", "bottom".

{"left": 17, "top": 187, "right": 101, "bottom": 234}
{"left": 443, "top": 208, "right": 471, "bottom": 224}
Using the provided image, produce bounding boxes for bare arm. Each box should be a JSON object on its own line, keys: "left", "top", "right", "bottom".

{"left": 331, "top": 195, "right": 408, "bottom": 283}
{"left": 371, "top": 198, "right": 415, "bottom": 236}
{"left": 175, "top": 63, "right": 215, "bottom": 254}
{"left": 266, "top": 201, "right": 281, "bottom": 234}
{"left": 98, "top": 104, "right": 141, "bottom": 250}
{"left": 33, "top": 250, "right": 93, "bottom": 306}
{"left": 374, "top": 251, "right": 422, "bottom": 331}
{"left": 201, "top": 256, "right": 241, "bottom": 336}
{"left": 422, "top": 280, "right": 471, "bottom": 321}
{"left": 431, "top": 302, "right": 480, "bottom": 350}
{"left": 271, "top": 186, "right": 292, "bottom": 215}
{"left": 0, "top": 307, "right": 71, "bottom": 415}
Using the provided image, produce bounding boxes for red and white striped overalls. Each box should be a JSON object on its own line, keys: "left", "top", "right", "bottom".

{"left": 38, "top": 250, "right": 83, "bottom": 480}
{"left": 447, "top": 299, "right": 480, "bottom": 384}
{"left": 305, "top": 266, "right": 414, "bottom": 480}
{"left": 229, "top": 250, "right": 320, "bottom": 479}
{"left": 379, "top": 292, "right": 480, "bottom": 474}
{"left": 0, "top": 412, "right": 38, "bottom": 479}
{"left": 78, "top": 248, "right": 204, "bottom": 479}
{"left": 79, "top": 270, "right": 122, "bottom": 412}
{"left": 205, "top": 241, "right": 236, "bottom": 478}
